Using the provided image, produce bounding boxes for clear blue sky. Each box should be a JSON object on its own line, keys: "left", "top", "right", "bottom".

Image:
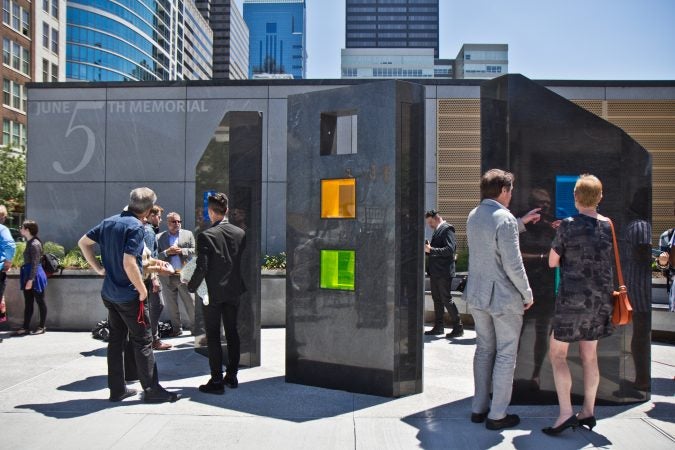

{"left": 237, "top": 0, "right": 675, "bottom": 80}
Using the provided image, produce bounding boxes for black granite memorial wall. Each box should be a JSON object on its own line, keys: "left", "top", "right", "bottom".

{"left": 481, "top": 74, "right": 652, "bottom": 405}
{"left": 194, "top": 111, "right": 262, "bottom": 367}
{"left": 285, "top": 81, "right": 425, "bottom": 397}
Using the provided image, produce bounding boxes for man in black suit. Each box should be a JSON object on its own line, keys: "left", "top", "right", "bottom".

{"left": 424, "top": 209, "right": 463, "bottom": 338}
{"left": 187, "top": 193, "right": 246, "bottom": 394}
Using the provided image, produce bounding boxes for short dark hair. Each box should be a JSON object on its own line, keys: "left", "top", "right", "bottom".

{"left": 424, "top": 209, "right": 439, "bottom": 219}
{"left": 480, "top": 169, "right": 514, "bottom": 200}
{"left": 22, "top": 220, "right": 39, "bottom": 237}
{"left": 150, "top": 205, "right": 163, "bottom": 215}
{"left": 207, "top": 193, "right": 229, "bottom": 215}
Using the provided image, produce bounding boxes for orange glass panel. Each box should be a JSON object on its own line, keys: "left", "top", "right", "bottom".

{"left": 321, "top": 178, "right": 356, "bottom": 218}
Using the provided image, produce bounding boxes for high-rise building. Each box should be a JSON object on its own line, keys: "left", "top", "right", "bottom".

{"left": 345, "top": 0, "right": 439, "bottom": 58}
{"left": 35, "top": 0, "right": 66, "bottom": 83}
{"left": 195, "top": 0, "right": 248, "bottom": 79}
{"left": 454, "top": 44, "right": 508, "bottom": 79}
{"left": 66, "top": 0, "right": 213, "bottom": 81}
{"left": 2, "top": 0, "right": 32, "bottom": 151}
{"left": 341, "top": 48, "right": 434, "bottom": 79}
{"left": 243, "top": 0, "right": 306, "bottom": 79}
{"left": 183, "top": 0, "right": 213, "bottom": 79}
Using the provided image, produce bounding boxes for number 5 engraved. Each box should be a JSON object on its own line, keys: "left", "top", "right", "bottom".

{"left": 52, "top": 102, "right": 105, "bottom": 175}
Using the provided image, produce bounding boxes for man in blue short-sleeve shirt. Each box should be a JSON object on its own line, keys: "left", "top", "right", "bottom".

{"left": 79, "top": 187, "right": 180, "bottom": 404}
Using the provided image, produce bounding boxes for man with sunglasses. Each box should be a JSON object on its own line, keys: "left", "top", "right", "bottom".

{"left": 157, "top": 212, "right": 196, "bottom": 336}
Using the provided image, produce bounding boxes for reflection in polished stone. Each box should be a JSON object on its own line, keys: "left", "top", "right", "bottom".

{"left": 286, "top": 81, "right": 425, "bottom": 397}
{"left": 194, "top": 111, "right": 262, "bottom": 367}
{"left": 481, "top": 74, "right": 652, "bottom": 405}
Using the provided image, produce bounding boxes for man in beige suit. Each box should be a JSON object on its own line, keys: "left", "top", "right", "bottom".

{"left": 464, "top": 169, "right": 534, "bottom": 431}
{"left": 157, "top": 212, "right": 195, "bottom": 335}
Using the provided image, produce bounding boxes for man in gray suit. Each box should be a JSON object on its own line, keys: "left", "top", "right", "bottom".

{"left": 157, "top": 212, "right": 196, "bottom": 335}
{"left": 464, "top": 169, "right": 534, "bottom": 430}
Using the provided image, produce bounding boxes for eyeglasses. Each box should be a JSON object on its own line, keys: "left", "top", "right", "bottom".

{"left": 169, "top": 220, "right": 181, "bottom": 223}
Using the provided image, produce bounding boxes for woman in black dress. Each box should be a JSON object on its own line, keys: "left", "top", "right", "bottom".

{"left": 544, "top": 174, "right": 614, "bottom": 435}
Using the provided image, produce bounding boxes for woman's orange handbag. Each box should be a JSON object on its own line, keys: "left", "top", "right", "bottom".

{"left": 608, "top": 220, "right": 633, "bottom": 326}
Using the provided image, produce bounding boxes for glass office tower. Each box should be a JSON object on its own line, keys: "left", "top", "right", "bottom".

{"left": 66, "top": 0, "right": 213, "bottom": 81}
{"left": 243, "top": 0, "right": 306, "bottom": 79}
{"left": 345, "top": 0, "right": 439, "bottom": 58}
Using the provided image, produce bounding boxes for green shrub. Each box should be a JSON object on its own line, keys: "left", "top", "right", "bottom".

{"left": 262, "top": 252, "right": 286, "bottom": 270}
{"left": 11, "top": 241, "right": 25, "bottom": 266}
{"left": 43, "top": 241, "right": 65, "bottom": 258}
{"left": 455, "top": 250, "right": 469, "bottom": 272}
{"left": 61, "top": 247, "right": 91, "bottom": 270}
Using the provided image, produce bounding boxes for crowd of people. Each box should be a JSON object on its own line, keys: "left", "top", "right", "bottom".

{"left": 0, "top": 171, "right": 671, "bottom": 430}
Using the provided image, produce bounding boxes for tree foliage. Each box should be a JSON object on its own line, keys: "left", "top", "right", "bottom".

{"left": 0, "top": 146, "right": 26, "bottom": 212}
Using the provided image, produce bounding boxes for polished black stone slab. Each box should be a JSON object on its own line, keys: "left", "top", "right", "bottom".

{"left": 481, "top": 74, "right": 652, "bottom": 405}
{"left": 286, "top": 80, "right": 425, "bottom": 397}
{"left": 195, "top": 111, "right": 262, "bottom": 367}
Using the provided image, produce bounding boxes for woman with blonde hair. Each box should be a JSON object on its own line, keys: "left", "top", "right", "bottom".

{"left": 544, "top": 174, "right": 614, "bottom": 435}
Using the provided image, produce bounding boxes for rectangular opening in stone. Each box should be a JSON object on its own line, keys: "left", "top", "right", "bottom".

{"left": 320, "top": 249, "right": 355, "bottom": 290}
{"left": 320, "top": 111, "right": 357, "bottom": 155}
{"left": 555, "top": 175, "right": 579, "bottom": 219}
{"left": 321, "top": 178, "right": 356, "bottom": 218}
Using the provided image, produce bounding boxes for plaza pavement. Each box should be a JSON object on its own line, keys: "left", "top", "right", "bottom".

{"left": 0, "top": 328, "right": 673, "bottom": 450}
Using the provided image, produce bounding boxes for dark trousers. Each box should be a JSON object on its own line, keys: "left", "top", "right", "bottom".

{"left": 203, "top": 301, "right": 240, "bottom": 380}
{"left": 144, "top": 279, "right": 163, "bottom": 341}
{"left": 103, "top": 298, "right": 159, "bottom": 397}
{"left": 0, "top": 271, "right": 6, "bottom": 298}
{"left": 23, "top": 288, "right": 47, "bottom": 329}
{"left": 430, "top": 276, "right": 462, "bottom": 327}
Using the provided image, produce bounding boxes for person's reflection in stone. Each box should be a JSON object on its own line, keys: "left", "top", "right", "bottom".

{"left": 231, "top": 207, "right": 248, "bottom": 231}
{"left": 616, "top": 190, "right": 652, "bottom": 398}
{"left": 517, "top": 188, "right": 560, "bottom": 391}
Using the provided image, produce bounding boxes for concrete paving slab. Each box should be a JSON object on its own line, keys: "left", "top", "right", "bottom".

{"left": 0, "top": 327, "right": 673, "bottom": 449}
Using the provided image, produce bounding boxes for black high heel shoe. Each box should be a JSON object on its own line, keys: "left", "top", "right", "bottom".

{"left": 577, "top": 416, "right": 596, "bottom": 431}
{"left": 542, "top": 415, "right": 579, "bottom": 435}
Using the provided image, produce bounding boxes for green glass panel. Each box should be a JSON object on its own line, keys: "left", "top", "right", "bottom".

{"left": 320, "top": 250, "right": 355, "bottom": 291}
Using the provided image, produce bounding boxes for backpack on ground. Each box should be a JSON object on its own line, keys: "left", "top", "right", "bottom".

{"left": 92, "top": 320, "right": 110, "bottom": 342}
{"left": 41, "top": 253, "right": 62, "bottom": 277}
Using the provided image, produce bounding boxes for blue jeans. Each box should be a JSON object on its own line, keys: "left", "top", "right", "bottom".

{"left": 469, "top": 306, "right": 523, "bottom": 420}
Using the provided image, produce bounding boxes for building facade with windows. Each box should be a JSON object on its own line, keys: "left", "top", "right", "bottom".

{"left": 35, "top": 0, "right": 66, "bottom": 83}
{"left": 66, "top": 0, "right": 213, "bottom": 82}
{"left": 195, "top": 0, "right": 248, "bottom": 79}
{"left": 454, "top": 43, "right": 508, "bottom": 79}
{"left": 341, "top": 48, "right": 434, "bottom": 79}
{"left": 243, "top": 0, "right": 306, "bottom": 79}
{"left": 183, "top": 0, "right": 213, "bottom": 79}
{"left": 345, "top": 0, "right": 439, "bottom": 58}
{"left": 2, "top": 0, "right": 32, "bottom": 150}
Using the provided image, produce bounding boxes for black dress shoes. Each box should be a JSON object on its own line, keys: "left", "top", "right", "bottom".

{"left": 485, "top": 414, "right": 520, "bottom": 430}
{"left": 224, "top": 374, "right": 239, "bottom": 389}
{"left": 577, "top": 415, "right": 596, "bottom": 431}
{"left": 542, "top": 415, "right": 578, "bottom": 435}
{"left": 424, "top": 326, "right": 444, "bottom": 336}
{"left": 446, "top": 325, "right": 464, "bottom": 338}
{"left": 109, "top": 388, "right": 137, "bottom": 402}
{"left": 471, "top": 410, "right": 489, "bottom": 423}
{"left": 143, "top": 386, "right": 181, "bottom": 403}
{"left": 199, "top": 379, "right": 225, "bottom": 395}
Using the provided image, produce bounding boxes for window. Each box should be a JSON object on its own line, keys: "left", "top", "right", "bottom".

{"left": 2, "top": 0, "right": 9, "bottom": 25}
{"left": 321, "top": 178, "right": 356, "bottom": 219}
{"left": 321, "top": 112, "right": 358, "bottom": 156}
{"left": 51, "top": 29, "right": 59, "bottom": 53}
{"left": 2, "top": 38, "right": 9, "bottom": 65}
{"left": 2, "top": 39, "right": 29, "bottom": 76}
{"left": 266, "top": 22, "right": 276, "bottom": 33}
{"left": 51, "top": 0, "right": 58, "bottom": 18}
{"left": 2, "top": 79, "right": 25, "bottom": 112}
{"left": 11, "top": 2, "right": 18, "bottom": 29}
{"left": 43, "top": 0, "right": 48, "bottom": 12}
{"left": 2, "top": 119, "right": 10, "bottom": 146}
{"left": 20, "top": 8, "right": 28, "bottom": 35}
{"left": 43, "top": 22, "right": 49, "bottom": 49}
{"left": 42, "top": 59, "right": 49, "bottom": 81}
{"left": 320, "top": 250, "right": 356, "bottom": 291}
{"left": 51, "top": 63, "right": 58, "bottom": 82}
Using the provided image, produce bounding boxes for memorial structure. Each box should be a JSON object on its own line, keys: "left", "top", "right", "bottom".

{"left": 481, "top": 74, "right": 652, "bottom": 404}
{"left": 285, "top": 81, "right": 425, "bottom": 397}
{"left": 194, "top": 111, "right": 262, "bottom": 367}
